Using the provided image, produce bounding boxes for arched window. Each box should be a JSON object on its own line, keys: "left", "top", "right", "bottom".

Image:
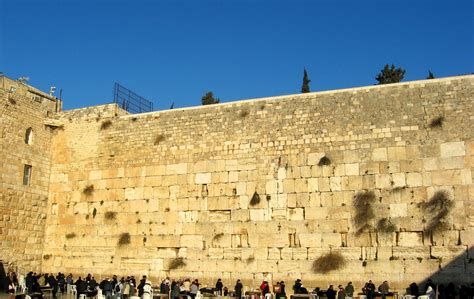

{"left": 25, "top": 127, "right": 33, "bottom": 144}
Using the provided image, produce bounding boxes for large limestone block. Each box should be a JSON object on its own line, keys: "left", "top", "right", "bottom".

{"left": 208, "top": 210, "right": 231, "bottom": 222}
{"left": 390, "top": 203, "right": 407, "bottom": 217}
{"left": 258, "top": 234, "right": 289, "bottom": 247}
{"left": 195, "top": 173, "right": 211, "bottom": 184}
{"left": 287, "top": 208, "right": 304, "bottom": 221}
{"left": 392, "top": 246, "right": 430, "bottom": 260}
{"left": 345, "top": 163, "right": 359, "bottom": 176}
{"left": 398, "top": 232, "right": 423, "bottom": 247}
{"left": 321, "top": 232, "right": 341, "bottom": 247}
{"left": 440, "top": 141, "right": 465, "bottom": 157}
{"left": 305, "top": 207, "right": 329, "bottom": 220}
{"left": 180, "top": 234, "right": 203, "bottom": 248}
{"left": 299, "top": 233, "right": 322, "bottom": 247}
{"left": 372, "top": 148, "right": 388, "bottom": 161}
{"left": 406, "top": 173, "right": 423, "bottom": 187}
{"left": 249, "top": 209, "right": 271, "bottom": 221}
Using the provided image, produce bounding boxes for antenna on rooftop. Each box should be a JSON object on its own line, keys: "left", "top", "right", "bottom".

{"left": 49, "top": 86, "right": 56, "bottom": 96}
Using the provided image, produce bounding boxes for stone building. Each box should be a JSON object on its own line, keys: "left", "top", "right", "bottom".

{"left": 1, "top": 74, "right": 473, "bottom": 292}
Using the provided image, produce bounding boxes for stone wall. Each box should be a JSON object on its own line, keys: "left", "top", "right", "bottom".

{"left": 0, "top": 76, "right": 59, "bottom": 272}
{"left": 5, "top": 75, "right": 473, "bottom": 292}
{"left": 42, "top": 75, "right": 474, "bottom": 291}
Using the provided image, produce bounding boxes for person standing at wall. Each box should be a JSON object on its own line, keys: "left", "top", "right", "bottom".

{"left": 345, "top": 282, "right": 354, "bottom": 299}
{"left": 337, "top": 285, "right": 346, "bottom": 299}
{"left": 216, "top": 279, "right": 223, "bottom": 296}
{"left": 378, "top": 281, "right": 390, "bottom": 299}
{"left": 234, "top": 280, "right": 243, "bottom": 299}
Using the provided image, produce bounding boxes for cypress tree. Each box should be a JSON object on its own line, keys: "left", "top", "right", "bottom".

{"left": 427, "top": 70, "right": 435, "bottom": 79}
{"left": 301, "top": 68, "right": 311, "bottom": 93}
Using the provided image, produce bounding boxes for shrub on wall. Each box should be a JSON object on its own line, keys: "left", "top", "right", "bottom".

{"left": 249, "top": 192, "right": 261, "bottom": 206}
{"left": 376, "top": 218, "right": 397, "bottom": 233}
{"left": 312, "top": 252, "right": 346, "bottom": 273}
{"left": 318, "top": 155, "right": 331, "bottom": 166}
{"left": 353, "top": 190, "right": 376, "bottom": 235}
{"left": 118, "top": 232, "right": 131, "bottom": 246}
{"left": 100, "top": 120, "right": 112, "bottom": 130}
{"left": 155, "top": 134, "right": 165, "bottom": 145}
{"left": 420, "top": 190, "right": 454, "bottom": 233}
{"left": 429, "top": 116, "right": 444, "bottom": 128}
{"left": 104, "top": 211, "right": 117, "bottom": 220}
{"left": 169, "top": 257, "right": 186, "bottom": 270}
{"left": 82, "top": 184, "right": 94, "bottom": 196}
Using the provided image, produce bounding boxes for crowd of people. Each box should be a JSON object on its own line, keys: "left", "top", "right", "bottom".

{"left": 4, "top": 271, "right": 474, "bottom": 299}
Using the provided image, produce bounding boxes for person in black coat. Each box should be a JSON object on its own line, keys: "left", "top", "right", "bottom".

{"left": 234, "top": 280, "right": 243, "bottom": 298}
{"left": 409, "top": 282, "right": 420, "bottom": 297}
{"left": 326, "top": 285, "right": 337, "bottom": 299}
{"left": 75, "top": 277, "right": 88, "bottom": 299}
{"left": 216, "top": 279, "right": 223, "bottom": 296}
{"left": 365, "top": 281, "right": 376, "bottom": 299}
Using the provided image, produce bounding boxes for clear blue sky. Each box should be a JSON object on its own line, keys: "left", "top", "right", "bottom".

{"left": 1, "top": 0, "right": 472, "bottom": 111}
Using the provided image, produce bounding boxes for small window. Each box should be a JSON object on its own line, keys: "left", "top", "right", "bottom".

{"left": 23, "top": 165, "right": 32, "bottom": 185}
{"left": 25, "top": 128, "right": 33, "bottom": 144}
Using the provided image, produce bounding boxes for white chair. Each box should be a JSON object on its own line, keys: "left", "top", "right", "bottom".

{"left": 79, "top": 294, "right": 87, "bottom": 299}
{"left": 418, "top": 296, "right": 430, "bottom": 299}
{"left": 71, "top": 285, "right": 78, "bottom": 297}
{"left": 130, "top": 296, "right": 141, "bottom": 299}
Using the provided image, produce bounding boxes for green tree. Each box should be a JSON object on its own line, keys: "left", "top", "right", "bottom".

{"left": 201, "top": 91, "right": 220, "bottom": 105}
{"left": 301, "top": 68, "right": 311, "bottom": 93}
{"left": 427, "top": 70, "right": 435, "bottom": 79}
{"left": 375, "top": 64, "right": 406, "bottom": 84}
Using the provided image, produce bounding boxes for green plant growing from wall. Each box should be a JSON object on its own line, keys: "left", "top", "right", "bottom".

{"left": 353, "top": 190, "right": 376, "bottom": 235}
{"left": 118, "top": 232, "right": 131, "bottom": 246}
{"left": 65, "top": 233, "right": 77, "bottom": 239}
{"left": 92, "top": 208, "right": 97, "bottom": 218}
{"left": 104, "top": 211, "right": 117, "bottom": 220}
{"left": 318, "top": 155, "right": 331, "bottom": 166}
{"left": 213, "top": 233, "right": 224, "bottom": 242}
{"left": 419, "top": 190, "right": 454, "bottom": 234}
{"left": 249, "top": 192, "right": 261, "bottom": 206}
{"left": 43, "top": 254, "right": 52, "bottom": 260}
{"left": 82, "top": 184, "right": 94, "bottom": 196}
{"left": 376, "top": 218, "right": 397, "bottom": 233}
{"left": 312, "top": 252, "right": 346, "bottom": 273}
{"left": 100, "top": 120, "right": 112, "bottom": 130}
{"left": 169, "top": 257, "right": 186, "bottom": 270}
{"left": 239, "top": 110, "right": 249, "bottom": 118}
{"left": 155, "top": 134, "right": 165, "bottom": 145}
{"left": 429, "top": 116, "right": 444, "bottom": 128}
{"left": 246, "top": 255, "right": 255, "bottom": 264}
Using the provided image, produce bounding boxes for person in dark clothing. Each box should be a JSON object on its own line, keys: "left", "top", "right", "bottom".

{"left": 364, "top": 280, "right": 376, "bottom": 299}
{"left": 100, "top": 278, "right": 113, "bottom": 299}
{"left": 446, "top": 282, "right": 455, "bottom": 299}
{"left": 171, "top": 281, "right": 180, "bottom": 299}
{"left": 280, "top": 282, "right": 286, "bottom": 298}
{"left": 409, "top": 282, "right": 420, "bottom": 297}
{"left": 235, "top": 280, "right": 243, "bottom": 299}
{"left": 47, "top": 274, "right": 58, "bottom": 298}
{"left": 57, "top": 273, "right": 66, "bottom": 294}
{"left": 337, "top": 285, "right": 346, "bottom": 299}
{"left": 216, "top": 279, "right": 223, "bottom": 296}
{"left": 75, "top": 277, "right": 88, "bottom": 299}
{"left": 160, "top": 280, "right": 170, "bottom": 295}
{"left": 138, "top": 276, "right": 147, "bottom": 297}
{"left": 326, "top": 285, "right": 337, "bottom": 299}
